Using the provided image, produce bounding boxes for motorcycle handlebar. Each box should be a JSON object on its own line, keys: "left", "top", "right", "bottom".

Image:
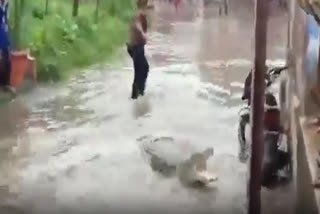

{"left": 241, "top": 66, "right": 288, "bottom": 101}
{"left": 266, "top": 65, "right": 288, "bottom": 87}
{"left": 267, "top": 66, "right": 288, "bottom": 76}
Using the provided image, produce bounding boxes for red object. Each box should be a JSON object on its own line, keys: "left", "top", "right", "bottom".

{"left": 264, "top": 108, "right": 281, "bottom": 131}
{"left": 10, "top": 50, "right": 37, "bottom": 89}
{"left": 174, "top": 0, "right": 181, "bottom": 10}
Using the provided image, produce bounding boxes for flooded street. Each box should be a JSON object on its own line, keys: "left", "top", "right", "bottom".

{"left": 0, "top": 1, "right": 292, "bottom": 214}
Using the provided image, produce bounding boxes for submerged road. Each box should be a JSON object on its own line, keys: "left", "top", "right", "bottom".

{"left": 0, "top": 1, "right": 294, "bottom": 214}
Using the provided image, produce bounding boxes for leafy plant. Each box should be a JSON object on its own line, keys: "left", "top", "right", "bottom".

{"left": 10, "top": 0, "right": 135, "bottom": 81}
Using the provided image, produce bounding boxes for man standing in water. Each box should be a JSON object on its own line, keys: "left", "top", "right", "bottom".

{"left": 0, "top": 0, "right": 10, "bottom": 87}
{"left": 127, "top": 0, "right": 149, "bottom": 99}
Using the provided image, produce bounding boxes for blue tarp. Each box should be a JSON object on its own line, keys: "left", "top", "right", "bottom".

{"left": 0, "top": 2, "right": 10, "bottom": 49}
{"left": 308, "top": 15, "right": 319, "bottom": 38}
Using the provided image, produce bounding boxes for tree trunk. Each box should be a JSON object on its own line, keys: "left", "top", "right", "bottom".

{"left": 94, "top": 0, "right": 100, "bottom": 23}
{"left": 73, "top": 0, "right": 80, "bottom": 17}
{"left": 45, "top": 0, "right": 49, "bottom": 15}
{"left": 13, "top": 0, "right": 21, "bottom": 50}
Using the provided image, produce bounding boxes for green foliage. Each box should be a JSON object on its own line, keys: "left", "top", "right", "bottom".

{"left": 10, "top": 0, "right": 135, "bottom": 81}
{"left": 32, "top": 8, "right": 44, "bottom": 20}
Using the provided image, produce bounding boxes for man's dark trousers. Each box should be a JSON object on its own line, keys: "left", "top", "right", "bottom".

{"left": 127, "top": 44, "right": 149, "bottom": 99}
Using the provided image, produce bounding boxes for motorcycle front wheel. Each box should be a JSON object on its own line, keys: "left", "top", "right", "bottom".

{"left": 238, "top": 112, "right": 250, "bottom": 162}
{"left": 261, "top": 162, "right": 277, "bottom": 188}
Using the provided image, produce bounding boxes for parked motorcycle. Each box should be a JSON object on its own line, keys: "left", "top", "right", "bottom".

{"left": 238, "top": 66, "right": 292, "bottom": 188}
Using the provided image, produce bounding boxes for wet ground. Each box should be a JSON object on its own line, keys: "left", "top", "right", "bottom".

{"left": 0, "top": 1, "right": 293, "bottom": 214}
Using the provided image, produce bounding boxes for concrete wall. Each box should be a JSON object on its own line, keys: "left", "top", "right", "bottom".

{"left": 289, "top": 2, "right": 319, "bottom": 213}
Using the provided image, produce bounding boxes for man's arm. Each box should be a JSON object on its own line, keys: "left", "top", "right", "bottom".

{"left": 140, "top": 14, "right": 148, "bottom": 33}
{"left": 135, "top": 22, "right": 146, "bottom": 38}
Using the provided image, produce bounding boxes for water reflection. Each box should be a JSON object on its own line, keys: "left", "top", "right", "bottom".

{"left": 0, "top": 99, "right": 31, "bottom": 208}
{"left": 132, "top": 96, "right": 152, "bottom": 118}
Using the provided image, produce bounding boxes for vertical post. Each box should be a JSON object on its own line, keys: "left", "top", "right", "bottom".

{"left": 224, "top": 0, "right": 228, "bottom": 15}
{"left": 45, "top": 0, "right": 49, "bottom": 15}
{"left": 248, "top": 0, "right": 268, "bottom": 214}
{"left": 288, "top": 0, "right": 296, "bottom": 66}
{"left": 94, "top": 0, "right": 100, "bottom": 23}
{"left": 286, "top": 0, "right": 291, "bottom": 55}
{"left": 13, "top": 0, "right": 21, "bottom": 50}
{"left": 14, "top": 0, "right": 25, "bottom": 50}
{"left": 73, "top": 0, "right": 79, "bottom": 17}
{"left": 21, "top": 0, "right": 25, "bottom": 13}
{"left": 318, "top": 37, "right": 320, "bottom": 87}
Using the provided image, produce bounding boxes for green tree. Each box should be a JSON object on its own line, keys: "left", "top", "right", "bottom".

{"left": 73, "top": 0, "right": 79, "bottom": 17}
{"left": 12, "top": 0, "right": 25, "bottom": 50}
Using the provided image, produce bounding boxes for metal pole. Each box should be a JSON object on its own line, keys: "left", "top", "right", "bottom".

{"left": 248, "top": 0, "right": 269, "bottom": 213}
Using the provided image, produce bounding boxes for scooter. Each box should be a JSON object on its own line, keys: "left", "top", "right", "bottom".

{"left": 238, "top": 66, "right": 291, "bottom": 188}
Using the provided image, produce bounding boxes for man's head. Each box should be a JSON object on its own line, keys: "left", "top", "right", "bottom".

{"left": 137, "top": 0, "right": 148, "bottom": 9}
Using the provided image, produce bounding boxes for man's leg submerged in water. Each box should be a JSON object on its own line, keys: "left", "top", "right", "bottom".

{"left": 142, "top": 58, "right": 149, "bottom": 95}
{"left": 138, "top": 46, "right": 149, "bottom": 96}
{"left": 130, "top": 45, "right": 149, "bottom": 99}
{"left": 132, "top": 59, "right": 140, "bottom": 99}
{"left": 127, "top": 45, "right": 140, "bottom": 99}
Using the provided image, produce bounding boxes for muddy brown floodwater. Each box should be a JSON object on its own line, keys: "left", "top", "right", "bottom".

{"left": 0, "top": 1, "right": 295, "bottom": 214}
